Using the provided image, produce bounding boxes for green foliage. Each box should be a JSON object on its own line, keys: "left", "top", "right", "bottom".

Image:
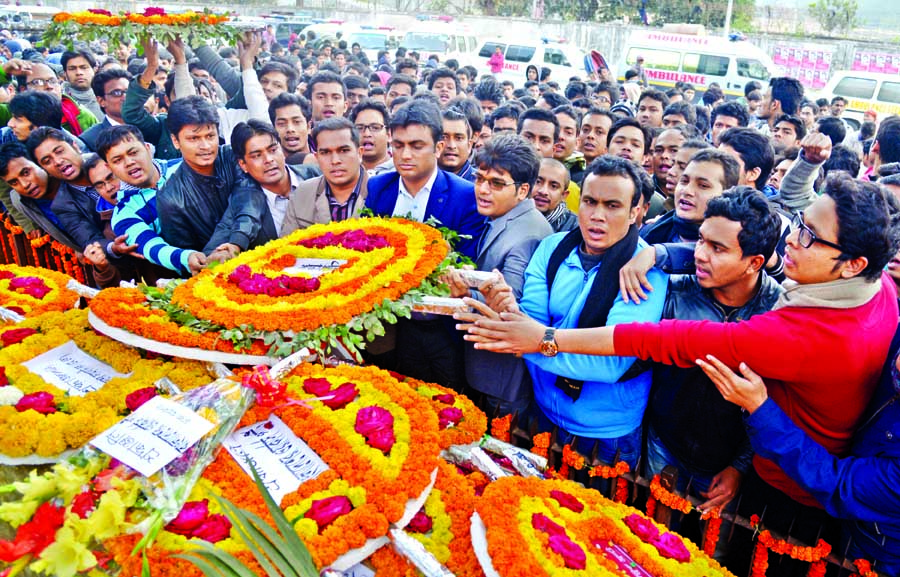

{"left": 808, "top": 0, "right": 859, "bottom": 34}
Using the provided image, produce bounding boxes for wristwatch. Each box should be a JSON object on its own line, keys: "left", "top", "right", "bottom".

{"left": 539, "top": 328, "right": 558, "bottom": 357}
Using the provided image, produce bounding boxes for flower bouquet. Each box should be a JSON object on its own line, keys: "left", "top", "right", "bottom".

{"left": 44, "top": 7, "right": 241, "bottom": 51}
{"left": 89, "top": 217, "right": 461, "bottom": 362}
{"left": 0, "top": 309, "right": 215, "bottom": 462}
{"left": 472, "top": 476, "right": 737, "bottom": 577}
{"left": 0, "top": 375, "right": 253, "bottom": 577}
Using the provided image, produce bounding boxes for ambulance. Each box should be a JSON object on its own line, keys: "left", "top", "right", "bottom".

{"left": 473, "top": 38, "right": 585, "bottom": 85}
{"left": 616, "top": 28, "right": 778, "bottom": 99}
{"left": 819, "top": 71, "right": 900, "bottom": 124}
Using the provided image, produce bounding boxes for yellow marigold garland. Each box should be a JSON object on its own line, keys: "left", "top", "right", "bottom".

{"left": 0, "top": 264, "right": 77, "bottom": 317}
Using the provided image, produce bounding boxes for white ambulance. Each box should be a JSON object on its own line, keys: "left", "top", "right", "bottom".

{"left": 616, "top": 28, "right": 778, "bottom": 99}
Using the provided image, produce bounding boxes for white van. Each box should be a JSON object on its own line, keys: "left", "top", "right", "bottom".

{"left": 473, "top": 38, "right": 585, "bottom": 86}
{"left": 617, "top": 29, "right": 777, "bottom": 99}
{"left": 400, "top": 23, "right": 480, "bottom": 65}
{"left": 819, "top": 71, "right": 900, "bottom": 124}
{"left": 343, "top": 28, "right": 396, "bottom": 64}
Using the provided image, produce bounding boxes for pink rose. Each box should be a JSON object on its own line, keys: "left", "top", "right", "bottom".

{"left": 87, "top": 8, "right": 112, "bottom": 15}
{"left": 355, "top": 406, "right": 396, "bottom": 452}
{"left": 303, "top": 377, "right": 332, "bottom": 397}
{"left": 438, "top": 407, "right": 463, "bottom": 429}
{"left": 406, "top": 509, "right": 432, "bottom": 534}
{"left": 432, "top": 393, "right": 455, "bottom": 404}
{"left": 531, "top": 513, "right": 565, "bottom": 538}
{"left": 653, "top": 531, "right": 691, "bottom": 563}
{"left": 321, "top": 382, "right": 357, "bottom": 410}
{"left": 1, "top": 328, "right": 37, "bottom": 347}
{"left": 9, "top": 277, "right": 50, "bottom": 299}
{"left": 5, "top": 306, "right": 24, "bottom": 315}
{"left": 143, "top": 7, "right": 166, "bottom": 16}
{"left": 166, "top": 500, "right": 210, "bottom": 536}
{"left": 70, "top": 491, "right": 97, "bottom": 519}
{"left": 125, "top": 386, "right": 157, "bottom": 412}
{"left": 192, "top": 513, "right": 232, "bottom": 543}
{"left": 305, "top": 496, "right": 352, "bottom": 531}
{"left": 548, "top": 533, "right": 586, "bottom": 570}
{"left": 624, "top": 513, "right": 659, "bottom": 543}
{"left": 15, "top": 392, "right": 55, "bottom": 414}
{"left": 550, "top": 490, "right": 585, "bottom": 513}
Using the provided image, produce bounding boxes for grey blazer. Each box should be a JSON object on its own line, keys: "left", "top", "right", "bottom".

{"left": 280, "top": 170, "right": 370, "bottom": 236}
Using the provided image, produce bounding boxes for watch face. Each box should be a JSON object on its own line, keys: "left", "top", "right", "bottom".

{"left": 540, "top": 339, "right": 558, "bottom": 357}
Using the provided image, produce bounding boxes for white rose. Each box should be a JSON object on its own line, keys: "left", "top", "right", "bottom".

{"left": 0, "top": 386, "right": 25, "bottom": 406}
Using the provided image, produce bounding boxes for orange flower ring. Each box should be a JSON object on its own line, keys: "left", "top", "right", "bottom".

{"left": 0, "top": 264, "right": 77, "bottom": 317}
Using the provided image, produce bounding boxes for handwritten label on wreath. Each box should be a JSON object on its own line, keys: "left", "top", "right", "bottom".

{"left": 22, "top": 340, "right": 130, "bottom": 396}
{"left": 282, "top": 258, "right": 347, "bottom": 277}
{"left": 91, "top": 396, "right": 213, "bottom": 477}
{"left": 596, "top": 542, "right": 655, "bottom": 577}
{"left": 224, "top": 415, "right": 329, "bottom": 504}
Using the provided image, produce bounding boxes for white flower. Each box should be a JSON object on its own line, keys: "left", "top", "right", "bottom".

{"left": 0, "top": 386, "right": 24, "bottom": 406}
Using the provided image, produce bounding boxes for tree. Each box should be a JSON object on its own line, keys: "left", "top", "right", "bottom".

{"left": 808, "top": 0, "right": 859, "bottom": 34}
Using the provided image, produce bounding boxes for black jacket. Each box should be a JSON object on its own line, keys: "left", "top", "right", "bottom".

{"left": 158, "top": 146, "right": 259, "bottom": 252}
{"left": 648, "top": 273, "right": 783, "bottom": 476}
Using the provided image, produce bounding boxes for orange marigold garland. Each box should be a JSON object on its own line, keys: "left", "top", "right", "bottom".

{"left": 649, "top": 474, "right": 693, "bottom": 515}
{"left": 748, "top": 514, "right": 833, "bottom": 577}
{"left": 853, "top": 559, "right": 878, "bottom": 577}
{"left": 490, "top": 414, "right": 512, "bottom": 442}
{"left": 0, "top": 264, "right": 78, "bottom": 317}
{"left": 531, "top": 432, "right": 551, "bottom": 459}
{"left": 589, "top": 462, "right": 631, "bottom": 504}
{"left": 402, "top": 376, "right": 487, "bottom": 449}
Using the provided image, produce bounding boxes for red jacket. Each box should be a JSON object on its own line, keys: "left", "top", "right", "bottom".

{"left": 615, "top": 273, "right": 899, "bottom": 507}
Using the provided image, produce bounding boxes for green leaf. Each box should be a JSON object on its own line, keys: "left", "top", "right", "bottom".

{"left": 172, "top": 553, "right": 231, "bottom": 577}
{"left": 247, "top": 467, "right": 316, "bottom": 572}
{"left": 185, "top": 541, "right": 260, "bottom": 577}
{"left": 212, "top": 499, "right": 295, "bottom": 577}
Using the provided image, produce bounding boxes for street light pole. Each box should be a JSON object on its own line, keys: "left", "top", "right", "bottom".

{"left": 724, "top": 0, "right": 734, "bottom": 37}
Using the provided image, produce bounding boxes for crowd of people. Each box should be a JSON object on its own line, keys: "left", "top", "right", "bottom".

{"left": 0, "top": 24, "right": 898, "bottom": 576}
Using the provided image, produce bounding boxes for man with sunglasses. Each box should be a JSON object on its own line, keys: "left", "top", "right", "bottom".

{"left": 80, "top": 68, "right": 131, "bottom": 153}
{"left": 463, "top": 172, "right": 899, "bottom": 577}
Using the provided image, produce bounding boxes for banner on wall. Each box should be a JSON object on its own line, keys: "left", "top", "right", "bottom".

{"left": 772, "top": 43, "right": 833, "bottom": 89}
{"left": 852, "top": 51, "right": 900, "bottom": 74}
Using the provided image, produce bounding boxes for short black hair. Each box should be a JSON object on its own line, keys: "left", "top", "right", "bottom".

{"left": 689, "top": 148, "right": 742, "bottom": 190}
{"left": 825, "top": 172, "right": 900, "bottom": 281}
{"left": 638, "top": 89, "right": 669, "bottom": 109}
{"left": 800, "top": 100, "right": 819, "bottom": 116}
{"left": 447, "top": 96, "right": 484, "bottom": 134}
{"left": 705, "top": 186, "right": 780, "bottom": 261}
{"left": 539, "top": 91, "right": 569, "bottom": 109}
{"left": 394, "top": 58, "right": 417, "bottom": 74}
{"left": 231, "top": 119, "right": 280, "bottom": 160}
{"left": 711, "top": 101, "right": 750, "bottom": 128}
{"left": 95, "top": 124, "right": 145, "bottom": 161}
{"left": 349, "top": 98, "right": 389, "bottom": 125}
{"left": 8, "top": 91, "right": 62, "bottom": 130}
{"left": 166, "top": 95, "right": 220, "bottom": 138}
{"left": 875, "top": 116, "right": 900, "bottom": 165}
{"left": 441, "top": 106, "right": 472, "bottom": 137}
{"left": 607, "top": 117, "right": 651, "bottom": 155}
{"left": 552, "top": 104, "right": 581, "bottom": 129}
{"left": 702, "top": 85, "right": 725, "bottom": 107}
{"left": 312, "top": 116, "right": 360, "bottom": 148}
{"left": 718, "top": 127, "right": 774, "bottom": 190}
{"left": 474, "top": 133, "right": 541, "bottom": 193}
{"left": 743, "top": 80, "right": 763, "bottom": 97}
{"left": 774, "top": 114, "right": 807, "bottom": 141}
{"left": 83, "top": 152, "right": 106, "bottom": 177}
{"left": 0, "top": 141, "right": 31, "bottom": 179}
{"left": 268, "top": 92, "right": 311, "bottom": 125}
{"left": 489, "top": 104, "right": 520, "bottom": 128}
{"left": 61, "top": 49, "right": 96, "bottom": 71}
{"left": 564, "top": 81, "right": 588, "bottom": 101}
{"left": 816, "top": 116, "right": 847, "bottom": 148}
{"left": 25, "top": 127, "right": 75, "bottom": 160}
{"left": 387, "top": 73, "right": 417, "bottom": 95}
{"left": 473, "top": 79, "right": 503, "bottom": 105}
{"left": 91, "top": 67, "right": 131, "bottom": 98}
{"left": 663, "top": 101, "right": 696, "bottom": 125}
{"left": 342, "top": 74, "right": 368, "bottom": 92}
{"left": 306, "top": 70, "right": 345, "bottom": 100}
{"left": 518, "top": 107, "right": 560, "bottom": 142}
{"left": 389, "top": 99, "right": 442, "bottom": 145}
{"left": 830, "top": 95, "right": 848, "bottom": 106}
{"left": 769, "top": 77, "right": 805, "bottom": 116}
{"left": 584, "top": 154, "right": 644, "bottom": 207}
{"left": 822, "top": 144, "right": 861, "bottom": 180}
{"left": 427, "top": 67, "right": 460, "bottom": 93}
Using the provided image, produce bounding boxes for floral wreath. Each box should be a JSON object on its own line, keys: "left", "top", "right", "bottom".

{"left": 400, "top": 373, "right": 487, "bottom": 449}
{"left": 0, "top": 309, "right": 214, "bottom": 459}
{"left": 125, "top": 363, "right": 443, "bottom": 570}
{"left": 0, "top": 265, "right": 78, "bottom": 318}
{"left": 90, "top": 218, "right": 454, "bottom": 359}
{"left": 474, "top": 476, "right": 736, "bottom": 577}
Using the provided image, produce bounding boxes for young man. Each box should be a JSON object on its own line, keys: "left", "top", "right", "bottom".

{"left": 350, "top": 99, "right": 393, "bottom": 175}
{"left": 282, "top": 117, "right": 369, "bottom": 234}
{"left": 517, "top": 107, "right": 558, "bottom": 160}
{"left": 757, "top": 76, "right": 804, "bottom": 133}
{"left": 772, "top": 114, "right": 806, "bottom": 149}
{"left": 662, "top": 101, "right": 696, "bottom": 128}
{"left": 489, "top": 105, "right": 520, "bottom": 135}
{"left": 61, "top": 49, "right": 102, "bottom": 121}
{"left": 80, "top": 68, "right": 131, "bottom": 152}
{"left": 443, "top": 134, "right": 552, "bottom": 415}
{"left": 268, "top": 92, "right": 316, "bottom": 166}
{"left": 717, "top": 127, "right": 775, "bottom": 192}
{"left": 432, "top": 107, "right": 472, "bottom": 182}
{"left": 97, "top": 125, "right": 205, "bottom": 277}
{"left": 23, "top": 62, "right": 98, "bottom": 136}
{"left": 366, "top": 99, "right": 482, "bottom": 389}
{"left": 306, "top": 71, "right": 348, "bottom": 130}
{"left": 428, "top": 68, "right": 460, "bottom": 108}
{"left": 651, "top": 126, "right": 688, "bottom": 202}
{"left": 465, "top": 173, "right": 899, "bottom": 577}
{"left": 533, "top": 157, "right": 577, "bottom": 233}
{"left": 343, "top": 74, "right": 369, "bottom": 113}
{"left": 474, "top": 80, "right": 503, "bottom": 117}
{"left": 386, "top": 74, "right": 416, "bottom": 108}
{"left": 578, "top": 107, "right": 613, "bottom": 164}
{"left": 709, "top": 101, "right": 750, "bottom": 146}
{"left": 552, "top": 105, "right": 585, "bottom": 186}
{"left": 641, "top": 149, "right": 741, "bottom": 244}
{"left": 156, "top": 96, "right": 263, "bottom": 257}
{"left": 636, "top": 89, "right": 668, "bottom": 128}
{"left": 664, "top": 138, "right": 710, "bottom": 207}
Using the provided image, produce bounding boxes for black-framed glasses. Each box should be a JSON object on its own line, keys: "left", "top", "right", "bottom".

{"left": 474, "top": 172, "right": 519, "bottom": 192}
{"left": 105, "top": 89, "right": 127, "bottom": 98}
{"left": 354, "top": 123, "right": 385, "bottom": 133}
{"left": 791, "top": 212, "right": 846, "bottom": 252}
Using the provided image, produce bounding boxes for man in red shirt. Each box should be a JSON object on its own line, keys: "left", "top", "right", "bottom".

{"left": 461, "top": 173, "right": 900, "bottom": 575}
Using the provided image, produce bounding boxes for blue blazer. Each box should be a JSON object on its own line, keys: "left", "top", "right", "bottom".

{"left": 365, "top": 169, "right": 484, "bottom": 260}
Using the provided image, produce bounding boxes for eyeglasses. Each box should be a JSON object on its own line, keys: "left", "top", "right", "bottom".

{"left": 354, "top": 123, "right": 385, "bottom": 133}
{"left": 791, "top": 212, "right": 846, "bottom": 252}
{"left": 105, "top": 89, "right": 127, "bottom": 98}
{"left": 27, "top": 78, "right": 59, "bottom": 88}
{"left": 474, "top": 172, "right": 519, "bottom": 192}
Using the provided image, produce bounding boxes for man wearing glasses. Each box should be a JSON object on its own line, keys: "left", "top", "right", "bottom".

{"left": 22, "top": 62, "right": 98, "bottom": 137}
{"left": 79, "top": 69, "right": 131, "bottom": 153}
{"left": 349, "top": 99, "right": 393, "bottom": 176}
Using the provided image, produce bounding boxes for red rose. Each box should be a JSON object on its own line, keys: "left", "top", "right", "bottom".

{"left": 438, "top": 406, "right": 463, "bottom": 429}
{"left": 87, "top": 8, "right": 112, "bottom": 15}
{"left": 532, "top": 513, "right": 566, "bottom": 538}
{"left": 548, "top": 533, "right": 586, "bottom": 570}
{"left": 406, "top": 509, "right": 432, "bottom": 534}
{"left": 302, "top": 377, "right": 332, "bottom": 397}
{"left": 0, "top": 366, "right": 7, "bottom": 387}
{"left": 1, "top": 327, "right": 37, "bottom": 347}
{"left": 143, "top": 7, "right": 166, "bottom": 16}
{"left": 166, "top": 500, "right": 210, "bottom": 536}
{"left": 550, "top": 489, "right": 585, "bottom": 513}
{"left": 192, "top": 513, "right": 232, "bottom": 543}
{"left": 15, "top": 392, "right": 56, "bottom": 414}
{"left": 432, "top": 393, "right": 455, "bottom": 404}
{"left": 125, "top": 386, "right": 157, "bottom": 412}
{"left": 320, "top": 382, "right": 357, "bottom": 410}
{"left": 70, "top": 491, "right": 97, "bottom": 519}
{"left": 305, "top": 496, "right": 352, "bottom": 531}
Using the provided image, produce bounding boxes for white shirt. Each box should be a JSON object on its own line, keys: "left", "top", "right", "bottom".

{"left": 262, "top": 169, "right": 300, "bottom": 234}
{"left": 393, "top": 167, "right": 439, "bottom": 222}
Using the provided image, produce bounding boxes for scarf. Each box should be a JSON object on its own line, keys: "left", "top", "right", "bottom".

{"left": 546, "top": 225, "right": 640, "bottom": 401}
{"left": 673, "top": 215, "right": 701, "bottom": 241}
{"left": 773, "top": 275, "right": 881, "bottom": 311}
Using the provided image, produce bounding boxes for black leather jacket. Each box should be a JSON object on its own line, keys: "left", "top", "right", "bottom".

{"left": 648, "top": 273, "right": 783, "bottom": 476}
